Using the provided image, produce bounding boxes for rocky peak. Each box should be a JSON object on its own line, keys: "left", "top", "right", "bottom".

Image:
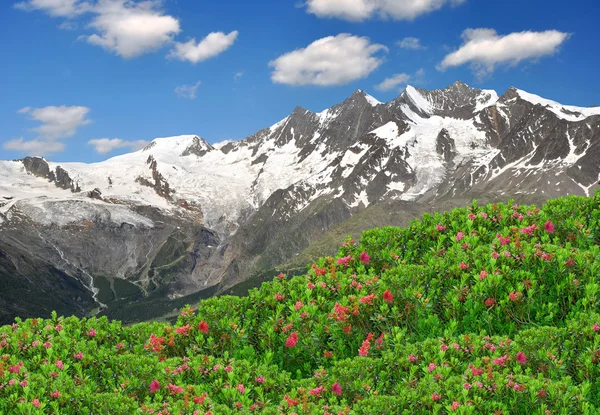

{"left": 181, "top": 136, "right": 214, "bottom": 157}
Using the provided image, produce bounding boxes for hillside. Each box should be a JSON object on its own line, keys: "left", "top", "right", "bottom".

{"left": 2, "top": 82, "right": 599, "bottom": 324}
{"left": 1, "top": 193, "right": 600, "bottom": 414}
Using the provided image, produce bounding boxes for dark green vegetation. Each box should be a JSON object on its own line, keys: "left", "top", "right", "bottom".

{"left": 1, "top": 193, "right": 600, "bottom": 414}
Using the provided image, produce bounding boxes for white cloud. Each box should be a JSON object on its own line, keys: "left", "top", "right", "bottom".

{"left": 19, "top": 105, "right": 91, "bottom": 139}
{"left": 306, "top": 0, "right": 466, "bottom": 21}
{"left": 168, "top": 31, "right": 238, "bottom": 63}
{"left": 88, "top": 138, "right": 149, "bottom": 154}
{"left": 14, "top": 0, "right": 90, "bottom": 17}
{"left": 234, "top": 71, "right": 244, "bottom": 81}
{"left": 375, "top": 73, "right": 411, "bottom": 91}
{"left": 86, "top": 0, "right": 181, "bottom": 58}
{"left": 439, "top": 28, "right": 569, "bottom": 78}
{"left": 269, "top": 34, "right": 387, "bottom": 86}
{"left": 397, "top": 36, "right": 424, "bottom": 50}
{"left": 174, "top": 81, "right": 201, "bottom": 99}
{"left": 3, "top": 138, "right": 65, "bottom": 155}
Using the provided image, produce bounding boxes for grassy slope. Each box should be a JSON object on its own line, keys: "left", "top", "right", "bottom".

{"left": 1, "top": 193, "right": 600, "bottom": 414}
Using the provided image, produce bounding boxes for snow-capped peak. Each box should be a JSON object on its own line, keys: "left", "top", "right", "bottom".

{"left": 515, "top": 88, "right": 600, "bottom": 121}
{"left": 362, "top": 91, "right": 382, "bottom": 107}
{"left": 403, "top": 85, "right": 432, "bottom": 113}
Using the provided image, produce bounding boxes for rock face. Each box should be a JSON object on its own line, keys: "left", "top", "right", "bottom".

{"left": 1, "top": 81, "right": 599, "bottom": 324}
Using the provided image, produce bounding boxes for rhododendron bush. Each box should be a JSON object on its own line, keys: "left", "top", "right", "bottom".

{"left": 1, "top": 193, "right": 600, "bottom": 414}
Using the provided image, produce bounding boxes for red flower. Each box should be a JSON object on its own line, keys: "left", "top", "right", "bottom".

{"left": 451, "top": 401, "right": 460, "bottom": 411}
{"left": 275, "top": 293, "right": 285, "bottom": 301}
{"left": 359, "top": 293, "right": 376, "bottom": 305}
{"left": 544, "top": 220, "right": 555, "bottom": 233}
{"left": 255, "top": 376, "right": 265, "bottom": 384}
{"left": 456, "top": 232, "right": 465, "bottom": 242}
{"left": 459, "top": 262, "right": 469, "bottom": 270}
{"left": 383, "top": 290, "right": 393, "bottom": 303}
{"left": 277, "top": 273, "right": 285, "bottom": 280}
{"left": 359, "top": 251, "right": 370, "bottom": 264}
{"left": 237, "top": 384, "right": 245, "bottom": 394}
{"left": 87, "top": 328, "right": 97, "bottom": 337}
{"left": 167, "top": 383, "right": 183, "bottom": 394}
{"left": 436, "top": 224, "right": 446, "bottom": 231}
{"left": 307, "top": 282, "right": 315, "bottom": 289}
{"left": 431, "top": 392, "right": 441, "bottom": 401}
{"left": 294, "top": 301, "right": 303, "bottom": 311}
{"left": 193, "top": 393, "right": 208, "bottom": 404}
{"left": 50, "top": 390, "right": 60, "bottom": 398}
{"left": 509, "top": 292, "right": 521, "bottom": 302}
{"left": 149, "top": 380, "right": 161, "bottom": 393}
{"left": 198, "top": 321, "right": 209, "bottom": 334}
{"left": 336, "top": 255, "right": 353, "bottom": 266}
{"left": 285, "top": 332, "right": 298, "bottom": 347}
{"left": 593, "top": 323, "right": 600, "bottom": 332}
{"left": 32, "top": 399, "right": 40, "bottom": 409}
{"left": 324, "top": 351, "right": 333, "bottom": 358}
{"left": 516, "top": 351, "right": 527, "bottom": 364}
{"left": 331, "top": 382, "right": 342, "bottom": 395}
{"left": 485, "top": 298, "right": 496, "bottom": 307}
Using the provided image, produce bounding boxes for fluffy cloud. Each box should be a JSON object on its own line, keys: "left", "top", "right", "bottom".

{"left": 306, "top": 0, "right": 466, "bottom": 21}
{"left": 86, "top": 0, "right": 181, "bottom": 58}
{"left": 397, "top": 36, "right": 424, "bottom": 50}
{"left": 439, "top": 28, "right": 569, "bottom": 77}
{"left": 269, "top": 34, "right": 387, "bottom": 86}
{"left": 19, "top": 105, "right": 91, "bottom": 139}
{"left": 17, "top": 0, "right": 237, "bottom": 61}
{"left": 374, "top": 73, "right": 411, "bottom": 91}
{"left": 3, "top": 138, "right": 65, "bottom": 155}
{"left": 168, "top": 31, "right": 238, "bottom": 63}
{"left": 14, "top": 0, "right": 89, "bottom": 17}
{"left": 88, "top": 138, "right": 149, "bottom": 154}
{"left": 175, "top": 81, "right": 201, "bottom": 99}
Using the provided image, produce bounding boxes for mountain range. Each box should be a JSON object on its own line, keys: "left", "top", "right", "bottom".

{"left": 1, "top": 81, "right": 599, "bottom": 324}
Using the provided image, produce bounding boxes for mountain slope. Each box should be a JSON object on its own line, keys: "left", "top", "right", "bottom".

{"left": 1, "top": 81, "right": 599, "bottom": 323}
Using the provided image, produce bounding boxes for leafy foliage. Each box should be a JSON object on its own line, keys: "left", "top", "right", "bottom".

{"left": 1, "top": 193, "right": 600, "bottom": 414}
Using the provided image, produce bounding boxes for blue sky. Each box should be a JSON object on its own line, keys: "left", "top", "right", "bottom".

{"left": 0, "top": 0, "right": 598, "bottom": 162}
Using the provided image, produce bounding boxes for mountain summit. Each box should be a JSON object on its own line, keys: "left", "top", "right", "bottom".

{"left": 1, "top": 82, "right": 599, "bottom": 323}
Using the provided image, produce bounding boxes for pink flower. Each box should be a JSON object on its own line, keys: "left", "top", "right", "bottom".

{"left": 225, "top": 365, "right": 233, "bottom": 372}
{"left": 431, "top": 392, "right": 441, "bottom": 401}
{"left": 451, "top": 401, "right": 460, "bottom": 411}
{"left": 516, "top": 351, "right": 527, "bottom": 364}
{"left": 436, "top": 224, "right": 446, "bottom": 231}
{"left": 167, "top": 383, "right": 183, "bottom": 394}
{"left": 470, "top": 366, "right": 483, "bottom": 376}
{"left": 149, "top": 380, "right": 161, "bottom": 393}
{"left": 468, "top": 213, "right": 477, "bottom": 220}
{"left": 255, "top": 376, "right": 265, "bottom": 384}
{"left": 428, "top": 362, "right": 436, "bottom": 372}
{"left": 456, "top": 232, "right": 465, "bottom": 242}
{"left": 32, "top": 399, "right": 40, "bottom": 408}
{"left": 275, "top": 293, "right": 285, "bottom": 301}
{"left": 308, "top": 385, "right": 324, "bottom": 397}
{"left": 277, "top": 273, "right": 285, "bottom": 280}
{"left": 331, "top": 382, "right": 342, "bottom": 395}
{"left": 383, "top": 290, "right": 393, "bottom": 303}
{"left": 307, "top": 282, "right": 315, "bottom": 289}
{"left": 50, "top": 390, "right": 60, "bottom": 398}
{"left": 479, "top": 270, "right": 488, "bottom": 280}
{"left": 593, "top": 323, "right": 600, "bottom": 332}
{"left": 55, "top": 360, "right": 64, "bottom": 370}
{"left": 492, "top": 252, "right": 500, "bottom": 259}
{"left": 493, "top": 355, "right": 510, "bottom": 366}
{"left": 73, "top": 351, "right": 83, "bottom": 360}
{"left": 285, "top": 332, "right": 299, "bottom": 347}
{"left": 175, "top": 325, "right": 190, "bottom": 335}
{"left": 20, "top": 381, "right": 28, "bottom": 387}
{"left": 440, "top": 344, "right": 448, "bottom": 351}
{"left": 294, "top": 301, "right": 303, "bottom": 311}
{"left": 459, "top": 262, "right": 469, "bottom": 270}
{"left": 544, "top": 221, "right": 555, "bottom": 233}
{"left": 87, "top": 328, "right": 97, "bottom": 337}
{"left": 237, "top": 384, "right": 245, "bottom": 394}
{"left": 54, "top": 324, "right": 62, "bottom": 332}
{"left": 359, "top": 251, "right": 370, "bottom": 264}
{"left": 485, "top": 298, "right": 496, "bottom": 307}
{"left": 464, "top": 383, "right": 472, "bottom": 390}
{"left": 408, "top": 354, "right": 418, "bottom": 362}
{"left": 509, "top": 292, "right": 521, "bottom": 302}
{"left": 336, "top": 255, "right": 353, "bottom": 266}
{"left": 43, "top": 342, "right": 51, "bottom": 349}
